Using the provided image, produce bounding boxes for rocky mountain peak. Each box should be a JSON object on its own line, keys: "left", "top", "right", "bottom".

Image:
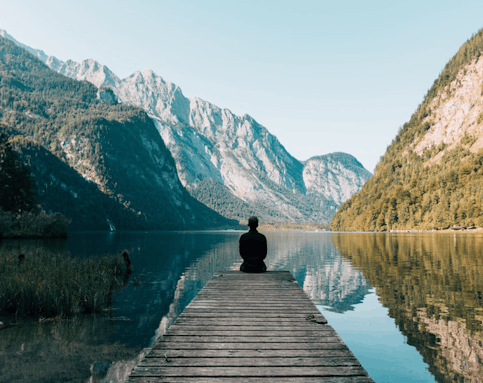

{"left": 412, "top": 55, "right": 483, "bottom": 162}
{"left": 56, "top": 58, "right": 121, "bottom": 89}
{"left": 3, "top": 29, "right": 372, "bottom": 224}
{"left": 303, "top": 153, "right": 372, "bottom": 205}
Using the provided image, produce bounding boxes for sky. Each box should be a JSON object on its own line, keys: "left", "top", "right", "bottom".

{"left": 1, "top": 0, "right": 483, "bottom": 172}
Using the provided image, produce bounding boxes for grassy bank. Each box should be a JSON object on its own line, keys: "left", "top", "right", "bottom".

{"left": 0, "top": 248, "right": 128, "bottom": 317}
{"left": 0, "top": 209, "right": 71, "bottom": 239}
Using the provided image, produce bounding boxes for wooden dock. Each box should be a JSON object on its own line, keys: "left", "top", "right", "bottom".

{"left": 127, "top": 271, "right": 374, "bottom": 382}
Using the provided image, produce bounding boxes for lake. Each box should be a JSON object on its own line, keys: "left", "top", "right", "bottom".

{"left": 1, "top": 231, "right": 482, "bottom": 382}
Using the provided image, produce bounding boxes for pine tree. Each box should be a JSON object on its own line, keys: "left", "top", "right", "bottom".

{"left": 0, "top": 132, "right": 37, "bottom": 213}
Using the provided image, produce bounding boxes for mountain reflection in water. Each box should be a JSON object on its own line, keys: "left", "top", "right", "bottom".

{"left": 1, "top": 231, "right": 480, "bottom": 382}
{"left": 332, "top": 232, "right": 483, "bottom": 383}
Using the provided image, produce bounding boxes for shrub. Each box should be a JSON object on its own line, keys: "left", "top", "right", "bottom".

{"left": 0, "top": 248, "right": 125, "bottom": 317}
{"left": 0, "top": 208, "right": 70, "bottom": 238}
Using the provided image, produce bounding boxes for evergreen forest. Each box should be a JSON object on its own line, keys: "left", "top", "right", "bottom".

{"left": 330, "top": 28, "right": 483, "bottom": 231}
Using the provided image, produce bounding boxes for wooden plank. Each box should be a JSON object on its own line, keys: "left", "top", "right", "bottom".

{"left": 182, "top": 308, "right": 320, "bottom": 314}
{"left": 172, "top": 316, "right": 324, "bottom": 327}
{"left": 201, "top": 286, "right": 301, "bottom": 289}
{"left": 164, "top": 331, "right": 337, "bottom": 338}
{"left": 190, "top": 302, "right": 311, "bottom": 304}
{"left": 170, "top": 319, "right": 333, "bottom": 331}
{"left": 127, "top": 271, "right": 374, "bottom": 382}
{"left": 209, "top": 282, "right": 299, "bottom": 284}
{"left": 129, "top": 365, "right": 369, "bottom": 377}
{"left": 179, "top": 311, "right": 322, "bottom": 322}
{"left": 145, "top": 349, "right": 356, "bottom": 358}
{"left": 203, "top": 284, "right": 301, "bottom": 287}
{"left": 193, "top": 298, "right": 310, "bottom": 302}
{"left": 187, "top": 304, "right": 317, "bottom": 308}
{"left": 186, "top": 305, "right": 319, "bottom": 309}
{"left": 182, "top": 310, "right": 321, "bottom": 315}
{"left": 168, "top": 327, "right": 333, "bottom": 332}
{"left": 180, "top": 313, "right": 321, "bottom": 318}
{"left": 138, "top": 357, "right": 361, "bottom": 367}
{"left": 127, "top": 377, "right": 375, "bottom": 383}
{"left": 166, "top": 325, "right": 336, "bottom": 336}
{"left": 195, "top": 289, "right": 307, "bottom": 299}
{"left": 160, "top": 336, "right": 343, "bottom": 343}
{"left": 151, "top": 343, "right": 348, "bottom": 350}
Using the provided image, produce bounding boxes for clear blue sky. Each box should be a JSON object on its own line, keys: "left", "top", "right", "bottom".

{"left": 1, "top": 0, "right": 483, "bottom": 171}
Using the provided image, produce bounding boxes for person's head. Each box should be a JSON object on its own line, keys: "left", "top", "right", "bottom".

{"left": 248, "top": 216, "right": 258, "bottom": 230}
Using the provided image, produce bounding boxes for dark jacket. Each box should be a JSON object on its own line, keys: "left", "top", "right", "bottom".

{"left": 239, "top": 229, "right": 267, "bottom": 273}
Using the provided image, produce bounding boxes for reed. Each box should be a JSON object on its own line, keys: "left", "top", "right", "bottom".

{"left": 0, "top": 248, "right": 126, "bottom": 317}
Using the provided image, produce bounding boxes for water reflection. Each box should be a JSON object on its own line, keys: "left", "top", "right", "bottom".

{"left": 332, "top": 233, "right": 483, "bottom": 383}
{"left": 0, "top": 315, "right": 144, "bottom": 383}
{"left": 6, "top": 231, "right": 475, "bottom": 382}
{"left": 1, "top": 231, "right": 238, "bottom": 383}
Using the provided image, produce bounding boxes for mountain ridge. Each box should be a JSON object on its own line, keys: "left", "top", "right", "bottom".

{"left": 0, "top": 35, "right": 235, "bottom": 230}
{"left": 1, "top": 28, "right": 371, "bottom": 224}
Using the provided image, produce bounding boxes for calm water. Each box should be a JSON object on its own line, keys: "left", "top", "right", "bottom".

{"left": 1, "top": 231, "right": 482, "bottom": 383}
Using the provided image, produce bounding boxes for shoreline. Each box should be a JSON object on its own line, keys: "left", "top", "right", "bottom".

{"left": 389, "top": 227, "right": 483, "bottom": 233}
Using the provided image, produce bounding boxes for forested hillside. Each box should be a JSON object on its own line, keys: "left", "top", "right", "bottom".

{"left": 0, "top": 36, "right": 235, "bottom": 230}
{"left": 1, "top": 29, "right": 372, "bottom": 225}
{"left": 331, "top": 28, "right": 483, "bottom": 231}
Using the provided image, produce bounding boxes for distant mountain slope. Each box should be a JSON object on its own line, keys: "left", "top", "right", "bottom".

{"left": 303, "top": 153, "right": 371, "bottom": 205}
{"left": 331, "top": 28, "right": 483, "bottom": 231}
{"left": 4, "top": 127, "right": 131, "bottom": 231}
{"left": 0, "top": 35, "right": 235, "bottom": 230}
{"left": 0, "top": 29, "right": 372, "bottom": 224}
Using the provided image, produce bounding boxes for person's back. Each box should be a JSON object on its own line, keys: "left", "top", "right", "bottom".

{"left": 239, "top": 216, "right": 267, "bottom": 273}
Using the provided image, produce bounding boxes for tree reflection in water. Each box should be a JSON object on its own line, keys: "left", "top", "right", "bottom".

{"left": 0, "top": 314, "right": 144, "bottom": 383}
{"left": 4, "top": 231, "right": 478, "bottom": 382}
{"left": 332, "top": 233, "right": 483, "bottom": 383}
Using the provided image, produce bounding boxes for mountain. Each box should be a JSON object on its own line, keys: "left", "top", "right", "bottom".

{"left": 0, "top": 29, "right": 371, "bottom": 224}
{"left": 331, "top": 28, "right": 483, "bottom": 231}
{"left": 0, "top": 35, "right": 235, "bottom": 230}
{"left": 303, "top": 153, "right": 371, "bottom": 206}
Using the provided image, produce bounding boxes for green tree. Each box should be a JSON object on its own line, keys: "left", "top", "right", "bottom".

{"left": 0, "top": 132, "right": 37, "bottom": 213}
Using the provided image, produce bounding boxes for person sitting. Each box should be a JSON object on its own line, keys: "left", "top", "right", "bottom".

{"left": 239, "top": 216, "right": 267, "bottom": 273}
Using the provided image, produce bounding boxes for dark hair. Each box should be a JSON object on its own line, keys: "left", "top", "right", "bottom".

{"left": 248, "top": 216, "right": 258, "bottom": 229}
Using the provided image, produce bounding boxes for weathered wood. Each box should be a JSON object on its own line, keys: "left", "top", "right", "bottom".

{"left": 188, "top": 302, "right": 315, "bottom": 306}
{"left": 167, "top": 327, "right": 336, "bottom": 334}
{"left": 160, "top": 335, "right": 343, "bottom": 343}
{"left": 183, "top": 307, "right": 320, "bottom": 312}
{"left": 169, "top": 323, "right": 333, "bottom": 329}
{"left": 151, "top": 342, "right": 349, "bottom": 350}
{"left": 145, "top": 349, "right": 356, "bottom": 358}
{"left": 127, "top": 377, "right": 375, "bottom": 383}
{"left": 127, "top": 271, "right": 374, "bottom": 382}
{"left": 127, "top": 377, "right": 374, "bottom": 383}
{"left": 182, "top": 310, "right": 321, "bottom": 315}
{"left": 130, "top": 366, "right": 369, "bottom": 377}
{"left": 186, "top": 306, "right": 318, "bottom": 311}
{"left": 178, "top": 312, "right": 320, "bottom": 318}
{"left": 176, "top": 316, "right": 321, "bottom": 323}
{"left": 176, "top": 316, "right": 322, "bottom": 327}
{"left": 193, "top": 299, "right": 311, "bottom": 304}
{"left": 138, "top": 356, "right": 361, "bottom": 367}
